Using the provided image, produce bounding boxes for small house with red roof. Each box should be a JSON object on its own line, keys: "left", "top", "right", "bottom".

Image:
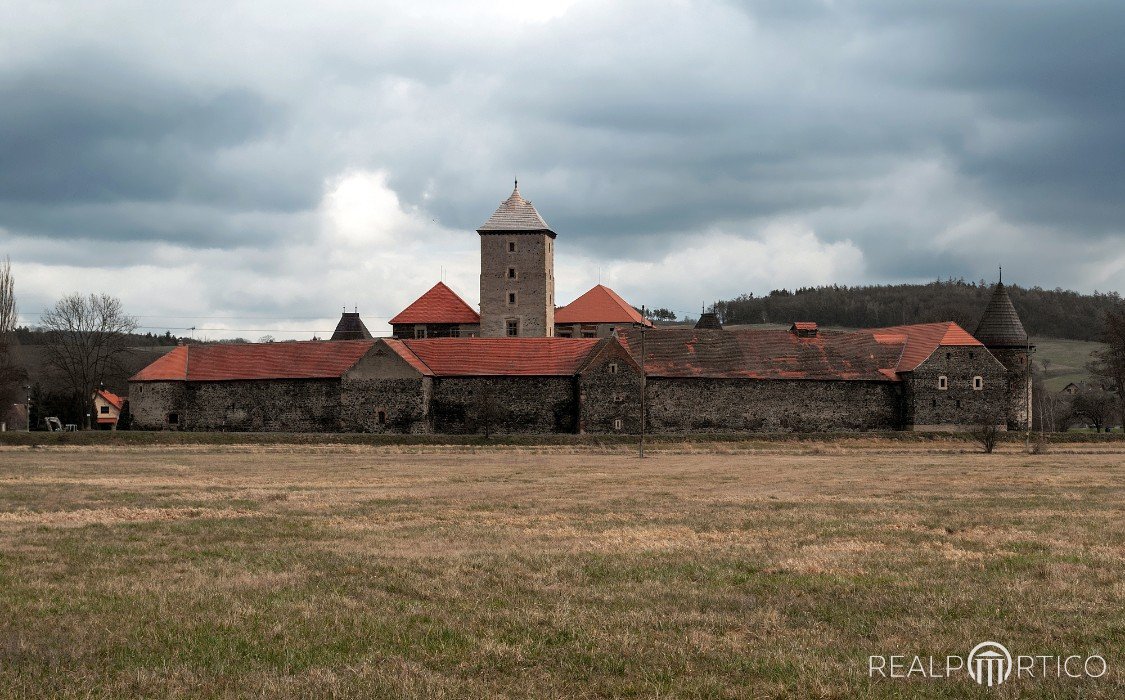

{"left": 390, "top": 282, "right": 481, "bottom": 339}
{"left": 92, "top": 389, "right": 126, "bottom": 430}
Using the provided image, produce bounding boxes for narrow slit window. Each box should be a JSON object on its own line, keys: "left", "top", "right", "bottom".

{"left": 937, "top": 376, "right": 948, "bottom": 390}
{"left": 973, "top": 376, "right": 984, "bottom": 390}
{"left": 507, "top": 267, "right": 516, "bottom": 279}
{"left": 608, "top": 362, "right": 619, "bottom": 374}
{"left": 508, "top": 241, "right": 516, "bottom": 253}
{"left": 508, "top": 292, "right": 516, "bottom": 305}
{"left": 613, "top": 418, "right": 623, "bottom": 430}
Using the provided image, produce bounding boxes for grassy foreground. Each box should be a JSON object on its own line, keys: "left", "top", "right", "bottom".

{"left": 0, "top": 443, "right": 1121, "bottom": 698}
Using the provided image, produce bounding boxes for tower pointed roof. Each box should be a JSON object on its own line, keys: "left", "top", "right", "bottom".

{"left": 330, "top": 311, "right": 372, "bottom": 340}
{"left": 973, "top": 282, "right": 1028, "bottom": 347}
{"left": 477, "top": 183, "right": 555, "bottom": 236}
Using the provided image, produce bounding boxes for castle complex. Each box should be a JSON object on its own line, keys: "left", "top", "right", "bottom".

{"left": 129, "top": 185, "right": 1032, "bottom": 434}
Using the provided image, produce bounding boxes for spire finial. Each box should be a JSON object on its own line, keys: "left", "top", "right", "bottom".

{"left": 514, "top": 176, "right": 518, "bottom": 191}
{"left": 999, "top": 265, "right": 1003, "bottom": 284}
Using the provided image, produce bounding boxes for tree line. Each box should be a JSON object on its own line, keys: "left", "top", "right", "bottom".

{"left": 712, "top": 279, "right": 1122, "bottom": 341}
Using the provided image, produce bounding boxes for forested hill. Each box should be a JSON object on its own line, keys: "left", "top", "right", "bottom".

{"left": 714, "top": 280, "right": 1122, "bottom": 342}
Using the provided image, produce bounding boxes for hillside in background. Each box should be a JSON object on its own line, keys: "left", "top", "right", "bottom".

{"left": 715, "top": 280, "right": 1122, "bottom": 342}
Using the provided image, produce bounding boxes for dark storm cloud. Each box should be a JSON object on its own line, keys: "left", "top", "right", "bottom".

{"left": 1, "top": 0, "right": 1124, "bottom": 307}
{"left": 0, "top": 50, "right": 321, "bottom": 247}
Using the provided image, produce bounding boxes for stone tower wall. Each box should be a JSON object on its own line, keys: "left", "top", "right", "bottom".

{"left": 989, "top": 347, "right": 1032, "bottom": 430}
{"left": 479, "top": 233, "right": 555, "bottom": 337}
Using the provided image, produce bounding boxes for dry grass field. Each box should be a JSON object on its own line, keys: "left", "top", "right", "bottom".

{"left": 0, "top": 441, "right": 1122, "bottom": 698}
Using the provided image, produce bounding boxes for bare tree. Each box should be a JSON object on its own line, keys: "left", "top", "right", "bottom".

{"left": 40, "top": 293, "right": 137, "bottom": 423}
{"left": 970, "top": 408, "right": 1005, "bottom": 453}
{"left": 1088, "top": 307, "right": 1125, "bottom": 429}
{"left": 1070, "top": 386, "right": 1117, "bottom": 433}
{"left": 0, "top": 257, "right": 24, "bottom": 400}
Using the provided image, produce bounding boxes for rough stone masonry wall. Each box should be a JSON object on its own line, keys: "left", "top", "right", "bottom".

{"left": 579, "top": 354, "right": 642, "bottom": 434}
{"left": 340, "top": 377, "right": 431, "bottom": 433}
{"left": 907, "top": 346, "right": 1009, "bottom": 430}
{"left": 479, "top": 233, "right": 554, "bottom": 337}
{"left": 988, "top": 347, "right": 1032, "bottom": 430}
{"left": 131, "top": 379, "right": 342, "bottom": 431}
{"left": 645, "top": 377, "right": 903, "bottom": 432}
{"left": 128, "top": 381, "right": 186, "bottom": 429}
{"left": 431, "top": 376, "right": 576, "bottom": 434}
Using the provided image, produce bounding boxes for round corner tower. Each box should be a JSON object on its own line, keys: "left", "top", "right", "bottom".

{"left": 974, "top": 281, "right": 1033, "bottom": 430}
{"left": 477, "top": 183, "right": 556, "bottom": 337}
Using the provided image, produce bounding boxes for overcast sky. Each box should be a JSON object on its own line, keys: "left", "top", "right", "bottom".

{"left": 2, "top": 0, "right": 1123, "bottom": 339}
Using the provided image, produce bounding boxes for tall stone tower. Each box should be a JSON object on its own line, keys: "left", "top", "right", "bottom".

{"left": 477, "top": 183, "right": 556, "bottom": 337}
{"left": 974, "top": 281, "right": 1033, "bottom": 430}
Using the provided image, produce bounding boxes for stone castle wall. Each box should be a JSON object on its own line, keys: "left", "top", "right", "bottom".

{"left": 644, "top": 377, "right": 903, "bottom": 432}
{"left": 430, "top": 376, "right": 575, "bottom": 433}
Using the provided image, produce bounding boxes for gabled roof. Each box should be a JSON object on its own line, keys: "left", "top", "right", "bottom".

{"left": 330, "top": 312, "right": 372, "bottom": 341}
{"left": 555, "top": 285, "right": 651, "bottom": 326}
{"left": 389, "top": 282, "right": 480, "bottom": 325}
{"left": 477, "top": 184, "right": 555, "bottom": 236}
{"left": 617, "top": 328, "right": 905, "bottom": 381}
{"left": 95, "top": 389, "right": 125, "bottom": 410}
{"left": 129, "top": 341, "right": 377, "bottom": 382}
{"left": 973, "top": 282, "right": 1029, "bottom": 347}
{"left": 392, "top": 338, "right": 602, "bottom": 376}
{"left": 868, "top": 322, "right": 983, "bottom": 372}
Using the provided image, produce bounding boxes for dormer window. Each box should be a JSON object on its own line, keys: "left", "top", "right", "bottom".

{"left": 789, "top": 322, "right": 818, "bottom": 338}
{"left": 937, "top": 376, "right": 948, "bottom": 390}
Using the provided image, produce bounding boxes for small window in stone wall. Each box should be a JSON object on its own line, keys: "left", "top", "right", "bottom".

{"left": 946, "top": 352, "right": 952, "bottom": 360}
{"left": 508, "top": 241, "right": 516, "bottom": 253}
{"left": 608, "top": 362, "right": 619, "bottom": 374}
{"left": 956, "top": 399, "right": 962, "bottom": 408}
{"left": 508, "top": 267, "right": 517, "bottom": 279}
{"left": 377, "top": 410, "right": 387, "bottom": 425}
{"left": 506, "top": 319, "right": 519, "bottom": 336}
{"left": 931, "top": 398, "right": 937, "bottom": 407}
{"left": 938, "top": 376, "right": 948, "bottom": 390}
{"left": 973, "top": 376, "right": 984, "bottom": 390}
{"left": 167, "top": 413, "right": 179, "bottom": 425}
{"left": 613, "top": 418, "right": 623, "bottom": 430}
{"left": 508, "top": 292, "right": 516, "bottom": 305}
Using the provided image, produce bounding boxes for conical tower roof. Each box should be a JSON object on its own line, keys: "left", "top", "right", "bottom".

{"left": 973, "top": 282, "right": 1028, "bottom": 347}
{"left": 330, "top": 311, "right": 372, "bottom": 341}
{"left": 694, "top": 312, "right": 723, "bottom": 330}
{"left": 477, "top": 183, "right": 555, "bottom": 236}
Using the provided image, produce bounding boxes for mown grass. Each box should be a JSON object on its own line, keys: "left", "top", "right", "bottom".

{"left": 0, "top": 444, "right": 1121, "bottom": 698}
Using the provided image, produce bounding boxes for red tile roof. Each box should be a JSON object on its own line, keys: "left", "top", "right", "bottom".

{"left": 555, "top": 285, "right": 651, "bottom": 326}
{"left": 617, "top": 328, "right": 907, "bottom": 381}
{"left": 791, "top": 322, "right": 818, "bottom": 332}
{"left": 95, "top": 389, "right": 125, "bottom": 410}
{"left": 868, "top": 322, "right": 982, "bottom": 372}
{"left": 395, "top": 338, "right": 602, "bottom": 376}
{"left": 389, "top": 282, "right": 480, "bottom": 325}
{"left": 129, "top": 341, "right": 377, "bottom": 382}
